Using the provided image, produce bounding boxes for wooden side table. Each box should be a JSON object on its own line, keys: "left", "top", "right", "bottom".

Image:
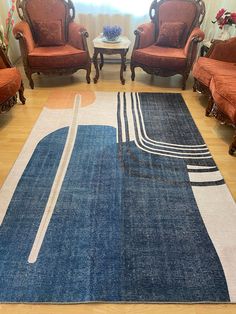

{"left": 92, "top": 36, "right": 131, "bottom": 85}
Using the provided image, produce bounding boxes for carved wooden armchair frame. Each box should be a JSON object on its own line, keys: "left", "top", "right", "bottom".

{"left": 130, "top": 0, "right": 205, "bottom": 89}
{"left": 14, "top": 0, "right": 91, "bottom": 89}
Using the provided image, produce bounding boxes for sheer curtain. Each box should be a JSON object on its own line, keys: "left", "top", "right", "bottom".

{"left": 74, "top": 0, "right": 150, "bottom": 59}
{"left": 0, "top": 0, "right": 20, "bottom": 62}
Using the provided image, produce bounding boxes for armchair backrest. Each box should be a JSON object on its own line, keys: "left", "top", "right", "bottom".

{"left": 150, "top": 0, "right": 205, "bottom": 47}
{"left": 16, "top": 0, "right": 75, "bottom": 44}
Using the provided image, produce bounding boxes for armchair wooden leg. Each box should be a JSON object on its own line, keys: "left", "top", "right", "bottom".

{"left": 19, "top": 81, "right": 26, "bottom": 104}
{"left": 229, "top": 132, "right": 236, "bottom": 156}
{"left": 86, "top": 63, "right": 91, "bottom": 84}
{"left": 193, "top": 78, "right": 197, "bottom": 92}
{"left": 26, "top": 71, "right": 34, "bottom": 89}
{"left": 182, "top": 74, "right": 187, "bottom": 90}
{"left": 206, "top": 96, "right": 214, "bottom": 117}
{"left": 130, "top": 64, "right": 135, "bottom": 81}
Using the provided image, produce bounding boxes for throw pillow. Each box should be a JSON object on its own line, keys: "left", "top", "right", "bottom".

{"left": 156, "top": 22, "right": 186, "bottom": 48}
{"left": 34, "top": 20, "right": 65, "bottom": 46}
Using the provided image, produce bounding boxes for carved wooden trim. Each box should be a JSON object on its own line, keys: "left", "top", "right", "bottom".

{"left": 211, "top": 103, "right": 235, "bottom": 127}
{"left": 130, "top": 60, "right": 191, "bottom": 89}
{"left": 0, "top": 46, "right": 26, "bottom": 113}
{"left": 15, "top": 0, "right": 91, "bottom": 88}
{"left": 148, "top": 0, "right": 205, "bottom": 41}
{"left": 16, "top": 0, "right": 76, "bottom": 41}
{"left": 131, "top": 0, "right": 205, "bottom": 89}
{"left": 193, "top": 78, "right": 211, "bottom": 96}
{"left": 133, "top": 29, "right": 141, "bottom": 50}
{"left": 193, "top": 78, "right": 236, "bottom": 155}
{"left": 229, "top": 133, "right": 236, "bottom": 155}
{"left": 0, "top": 96, "right": 17, "bottom": 114}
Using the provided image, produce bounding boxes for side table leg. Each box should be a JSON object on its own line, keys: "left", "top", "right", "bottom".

{"left": 93, "top": 49, "right": 99, "bottom": 83}
{"left": 120, "top": 50, "right": 126, "bottom": 85}
{"left": 99, "top": 53, "right": 104, "bottom": 70}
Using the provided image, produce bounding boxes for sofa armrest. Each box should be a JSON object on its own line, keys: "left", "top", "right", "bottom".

{"left": 68, "top": 22, "right": 89, "bottom": 51}
{"left": 0, "top": 47, "right": 11, "bottom": 69}
{"left": 13, "top": 21, "right": 35, "bottom": 53}
{"left": 133, "top": 22, "right": 155, "bottom": 49}
{"left": 207, "top": 37, "right": 236, "bottom": 63}
{"left": 184, "top": 27, "right": 205, "bottom": 56}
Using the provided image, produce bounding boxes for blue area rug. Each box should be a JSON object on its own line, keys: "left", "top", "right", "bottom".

{"left": 0, "top": 92, "right": 236, "bottom": 303}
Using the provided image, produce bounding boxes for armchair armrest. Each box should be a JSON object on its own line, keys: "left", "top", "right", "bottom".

{"left": 184, "top": 27, "right": 205, "bottom": 56}
{"left": 0, "top": 47, "right": 10, "bottom": 69}
{"left": 13, "top": 21, "right": 35, "bottom": 53}
{"left": 68, "top": 22, "right": 89, "bottom": 51}
{"left": 133, "top": 22, "right": 155, "bottom": 49}
{"left": 207, "top": 37, "right": 236, "bottom": 63}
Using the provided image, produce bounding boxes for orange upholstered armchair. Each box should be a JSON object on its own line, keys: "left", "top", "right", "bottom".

{"left": 13, "top": 0, "right": 91, "bottom": 89}
{"left": 0, "top": 47, "right": 25, "bottom": 113}
{"left": 130, "top": 0, "right": 205, "bottom": 89}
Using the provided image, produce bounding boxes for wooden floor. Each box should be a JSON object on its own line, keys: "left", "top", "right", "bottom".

{"left": 0, "top": 63, "right": 235, "bottom": 314}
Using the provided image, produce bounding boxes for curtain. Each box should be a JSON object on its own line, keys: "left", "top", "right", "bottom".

{"left": 74, "top": 0, "right": 150, "bottom": 16}
{"left": 74, "top": 0, "right": 150, "bottom": 59}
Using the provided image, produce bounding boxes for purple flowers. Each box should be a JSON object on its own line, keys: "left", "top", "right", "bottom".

{"left": 103, "top": 25, "right": 122, "bottom": 41}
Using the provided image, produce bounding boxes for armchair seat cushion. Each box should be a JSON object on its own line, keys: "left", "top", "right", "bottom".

{"left": 28, "top": 44, "right": 88, "bottom": 69}
{"left": 0, "top": 68, "right": 21, "bottom": 103}
{"left": 132, "top": 45, "right": 186, "bottom": 69}
{"left": 192, "top": 57, "right": 236, "bottom": 87}
{"left": 210, "top": 75, "right": 236, "bottom": 124}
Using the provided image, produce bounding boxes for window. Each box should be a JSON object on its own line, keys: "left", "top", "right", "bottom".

{"left": 74, "top": 0, "right": 149, "bottom": 16}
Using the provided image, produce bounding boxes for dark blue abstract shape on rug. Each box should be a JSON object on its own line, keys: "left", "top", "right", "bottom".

{"left": 0, "top": 93, "right": 230, "bottom": 302}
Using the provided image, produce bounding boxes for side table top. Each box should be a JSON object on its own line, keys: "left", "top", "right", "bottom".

{"left": 93, "top": 36, "right": 131, "bottom": 49}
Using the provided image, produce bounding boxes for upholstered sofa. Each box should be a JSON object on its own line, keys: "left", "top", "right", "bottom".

{"left": 193, "top": 37, "right": 236, "bottom": 155}
{"left": 0, "top": 47, "right": 25, "bottom": 113}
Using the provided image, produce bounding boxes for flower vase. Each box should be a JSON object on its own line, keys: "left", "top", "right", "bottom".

{"left": 219, "top": 25, "right": 231, "bottom": 41}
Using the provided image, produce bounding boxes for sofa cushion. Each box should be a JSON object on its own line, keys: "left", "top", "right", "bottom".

{"left": 0, "top": 68, "right": 21, "bottom": 103}
{"left": 28, "top": 44, "right": 88, "bottom": 69}
{"left": 34, "top": 20, "right": 64, "bottom": 46}
{"left": 156, "top": 22, "right": 186, "bottom": 48}
{"left": 192, "top": 57, "right": 236, "bottom": 87}
{"left": 132, "top": 45, "right": 186, "bottom": 69}
{"left": 210, "top": 75, "right": 236, "bottom": 124}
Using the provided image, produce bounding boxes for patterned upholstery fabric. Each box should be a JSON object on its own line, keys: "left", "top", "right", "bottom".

{"left": 25, "top": 0, "right": 67, "bottom": 44}
{"left": 13, "top": 0, "right": 91, "bottom": 88}
{"left": 132, "top": 45, "right": 186, "bottom": 69}
{"left": 208, "top": 38, "right": 236, "bottom": 63}
{"left": 156, "top": 22, "right": 186, "bottom": 48}
{"left": 130, "top": 0, "right": 205, "bottom": 89}
{"left": 0, "top": 68, "right": 21, "bottom": 103}
{"left": 28, "top": 45, "right": 88, "bottom": 68}
{"left": 210, "top": 76, "right": 236, "bottom": 124}
{"left": 192, "top": 57, "right": 236, "bottom": 87}
{"left": 157, "top": 0, "right": 197, "bottom": 48}
{"left": 33, "top": 20, "right": 64, "bottom": 46}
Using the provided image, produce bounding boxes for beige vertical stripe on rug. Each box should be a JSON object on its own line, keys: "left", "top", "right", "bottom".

{"left": 28, "top": 95, "right": 81, "bottom": 264}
